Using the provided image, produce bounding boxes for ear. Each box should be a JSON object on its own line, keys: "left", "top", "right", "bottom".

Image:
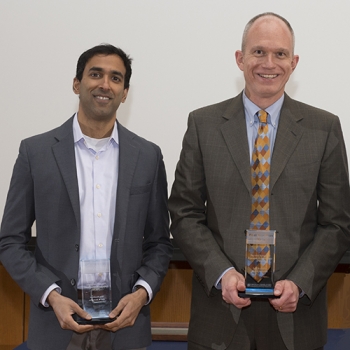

{"left": 235, "top": 50, "right": 244, "bottom": 72}
{"left": 72, "top": 77, "right": 80, "bottom": 95}
{"left": 291, "top": 55, "right": 299, "bottom": 71}
{"left": 121, "top": 88, "right": 129, "bottom": 103}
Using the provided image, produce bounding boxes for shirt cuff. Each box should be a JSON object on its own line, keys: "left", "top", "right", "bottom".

{"left": 215, "top": 267, "right": 235, "bottom": 289}
{"left": 133, "top": 278, "right": 152, "bottom": 305}
{"left": 41, "top": 283, "right": 62, "bottom": 307}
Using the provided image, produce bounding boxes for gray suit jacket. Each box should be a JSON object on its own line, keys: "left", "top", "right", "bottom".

{"left": 0, "top": 116, "right": 172, "bottom": 350}
{"left": 169, "top": 93, "right": 350, "bottom": 350}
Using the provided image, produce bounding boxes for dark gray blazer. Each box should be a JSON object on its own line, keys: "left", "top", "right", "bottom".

{"left": 0, "top": 117, "right": 172, "bottom": 350}
{"left": 169, "top": 93, "right": 350, "bottom": 350}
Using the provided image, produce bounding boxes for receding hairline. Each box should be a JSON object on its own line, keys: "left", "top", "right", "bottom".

{"left": 241, "top": 12, "right": 295, "bottom": 53}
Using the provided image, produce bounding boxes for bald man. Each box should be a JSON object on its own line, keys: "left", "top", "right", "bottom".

{"left": 169, "top": 12, "right": 350, "bottom": 350}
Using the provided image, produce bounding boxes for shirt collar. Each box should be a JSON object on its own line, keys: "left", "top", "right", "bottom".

{"left": 242, "top": 91, "right": 284, "bottom": 129}
{"left": 72, "top": 113, "right": 119, "bottom": 145}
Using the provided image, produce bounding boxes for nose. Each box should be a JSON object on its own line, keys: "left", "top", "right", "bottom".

{"left": 99, "top": 76, "right": 110, "bottom": 90}
{"left": 262, "top": 54, "right": 276, "bottom": 68}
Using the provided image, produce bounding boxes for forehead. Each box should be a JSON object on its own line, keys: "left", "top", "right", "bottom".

{"left": 245, "top": 16, "right": 293, "bottom": 51}
{"left": 84, "top": 54, "right": 126, "bottom": 74}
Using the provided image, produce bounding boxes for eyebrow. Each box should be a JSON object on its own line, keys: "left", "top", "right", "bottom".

{"left": 88, "top": 66, "right": 124, "bottom": 79}
{"left": 251, "top": 46, "right": 290, "bottom": 53}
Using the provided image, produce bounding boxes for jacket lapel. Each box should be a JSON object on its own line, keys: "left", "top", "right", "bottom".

{"left": 112, "top": 122, "right": 140, "bottom": 269}
{"left": 51, "top": 117, "right": 80, "bottom": 231}
{"left": 220, "top": 94, "right": 252, "bottom": 193}
{"left": 220, "top": 93, "right": 304, "bottom": 194}
{"left": 270, "top": 95, "right": 304, "bottom": 191}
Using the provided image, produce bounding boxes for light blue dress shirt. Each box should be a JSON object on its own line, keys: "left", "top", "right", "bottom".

{"left": 243, "top": 91, "right": 284, "bottom": 164}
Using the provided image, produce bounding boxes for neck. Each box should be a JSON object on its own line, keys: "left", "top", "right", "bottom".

{"left": 77, "top": 116, "right": 115, "bottom": 139}
{"left": 245, "top": 91, "right": 284, "bottom": 110}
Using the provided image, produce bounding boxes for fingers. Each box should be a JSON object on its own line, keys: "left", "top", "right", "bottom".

{"left": 269, "top": 280, "right": 299, "bottom": 313}
{"left": 58, "top": 304, "right": 94, "bottom": 332}
{"left": 221, "top": 269, "right": 251, "bottom": 309}
{"left": 100, "top": 292, "right": 145, "bottom": 332}
{"left": 74, "top": 307, "right": 92, "bottom": 320}
{"left": 71, "top": 323, "right": 96, "bottom": 333}
{"left": 100, "top": 305, "right": 132, "bottom": 332}
{"left": 236, "top": 279, "right": 246, "bottom": 293}
{"left": 48, "top": 291, "right": 94, "bottom": 332}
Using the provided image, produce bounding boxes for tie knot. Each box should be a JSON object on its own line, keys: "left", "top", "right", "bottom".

{"left": 258, "top": 110, "right": 268, "bottom": 124}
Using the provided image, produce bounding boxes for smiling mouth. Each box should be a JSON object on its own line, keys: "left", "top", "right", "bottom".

{"left": 94, "top": 95, "right": 111, "bottom": 100}
{"left": 258, "top": 74, "right": 278, "bottom": 79}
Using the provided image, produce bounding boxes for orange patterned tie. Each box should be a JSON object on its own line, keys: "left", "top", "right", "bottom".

{"left": 250, "top": 110, "right": 270, "bottom": 230}
{"left": 248, "top": 110, "right": 271, "bottom": 283}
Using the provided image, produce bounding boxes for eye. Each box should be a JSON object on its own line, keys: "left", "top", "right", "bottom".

{"left": 277, "top": 52, "right": 286, "bottom": 58}
{"left": 90, "top": 72, "right": 101, "bottom": 78}
{"left": 112, "top": 76, "right": 121, "bottom": 82}
{"left": 255, "top": 50, "right": 264, "bottom": 56}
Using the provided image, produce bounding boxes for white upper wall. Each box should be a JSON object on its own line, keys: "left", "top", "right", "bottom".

{"left": 0, "top": 0, "right": 349, "bottom": 217}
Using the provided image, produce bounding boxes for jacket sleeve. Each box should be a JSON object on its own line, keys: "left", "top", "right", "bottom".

{"left": 169, "top": 114, "right": 234, "bottom": 295}
{"left": 287, "top": 116, "right": 350, "bottom": 302}
{"left": 136, "top": 146, "right": 173, "bottom": 296}
{"left": 0, "top": 140, "right": 61, "bottom": 306}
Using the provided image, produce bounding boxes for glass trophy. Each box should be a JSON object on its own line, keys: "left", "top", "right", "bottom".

{"left": 240, "top": 230, "right": 276, "bottom": 297}
{"left": 78, "top": 259, "right": 114, "bottom": 324}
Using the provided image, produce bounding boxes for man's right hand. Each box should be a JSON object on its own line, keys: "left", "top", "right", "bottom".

{"left": 221, "top": 269, "right": 251, "bottom": 308}
{"left": 47, "top": 290, "right": 95, "bottom": 333}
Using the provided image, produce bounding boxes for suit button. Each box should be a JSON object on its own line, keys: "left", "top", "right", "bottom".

{"left": 70, "top": 279, "right": 76, "bottom": 286}
{"left": 75, "top": 244, "right": 79, "bottom": 252}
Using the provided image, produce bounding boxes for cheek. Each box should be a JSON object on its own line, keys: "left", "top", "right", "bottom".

{"left": 282, "top": 67, "right": 294, "bottom": 80}
{"left": 243, "top": 67, "right": 255, "bottom": 80}
{"left": 245, "top": 62, "right": 257, "bottom": 74}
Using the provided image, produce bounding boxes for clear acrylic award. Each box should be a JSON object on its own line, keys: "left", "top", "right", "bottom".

{"left": 78, "top": 259, "right": 114, "bottom": 324}
{"left": 240, "top": 230, "right": 276, "bottom": 297}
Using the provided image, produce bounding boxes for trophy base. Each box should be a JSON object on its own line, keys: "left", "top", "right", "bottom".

{"left": 73, "top": 314, "right": 116, "bottom": 325}
{"left": 238, "top": 288, "right": 276, "bottom": 298}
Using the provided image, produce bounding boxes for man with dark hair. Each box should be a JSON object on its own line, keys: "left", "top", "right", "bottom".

{"left": 169, "top": 12, "right": 350, "bottom": 350}
{"left": 75, "top": 44, "right": 133, "bottom": 89}
{"left": 0, "top": 44, "right": 172, "bottom": 350}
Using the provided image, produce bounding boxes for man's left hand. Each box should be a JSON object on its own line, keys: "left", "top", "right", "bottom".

{"left": 269, "top": 280, "right": 300, "bottom": 313}
{"left": 99, "top": 287, "right": 148, "bottom": 332}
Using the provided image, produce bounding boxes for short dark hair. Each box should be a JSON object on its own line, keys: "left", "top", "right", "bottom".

{"left": 242, "top": 12, "right": 295, "bottom": 53}
{"left": 75, "top": 44, "right": 132, "bottom": 89}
